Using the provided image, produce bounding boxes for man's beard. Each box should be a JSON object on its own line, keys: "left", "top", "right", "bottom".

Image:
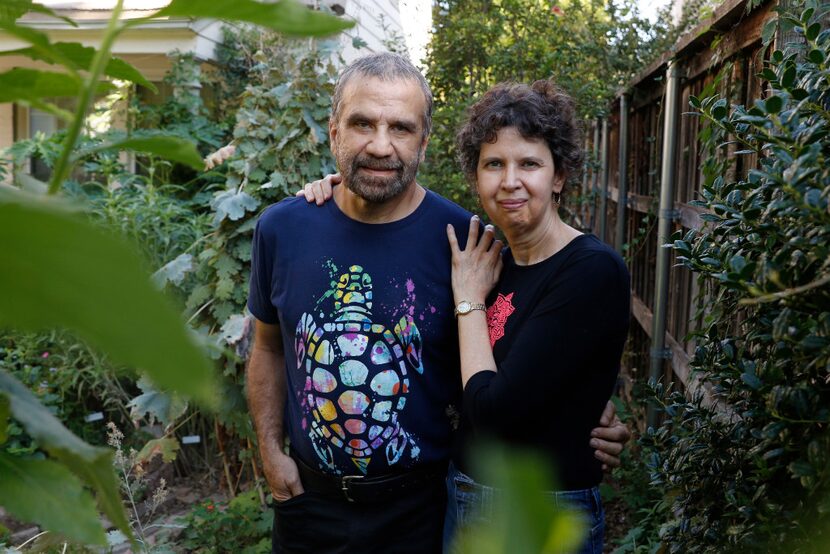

{"left": 338, "top": 150, "right": 421, "bottom": 203}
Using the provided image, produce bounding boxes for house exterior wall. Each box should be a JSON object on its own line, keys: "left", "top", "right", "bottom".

{"left": 336, "top": 0, "right": 404, "bottom": 62}
{"left": 0, "top": 104, "right": 13, "bottom": 157}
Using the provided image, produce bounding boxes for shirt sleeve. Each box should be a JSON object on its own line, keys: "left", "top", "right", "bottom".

{"left": 462, "top": 250, "right": 630, "bottom": 435}
{"left": 247, "top": 214, "right": 280, "bottom": 324}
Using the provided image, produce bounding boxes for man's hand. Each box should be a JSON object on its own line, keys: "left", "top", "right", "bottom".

{"left": 296, "top": 173, "right": 341, "bottom": 205}
{"left": 262, "top": 450, "right": 305, "bottom": 502}
{"left": 204, "top": 144, "right": 236, "bottom": 170}
{"left": 590, "top": 400, "right": 632, "bottom": 471}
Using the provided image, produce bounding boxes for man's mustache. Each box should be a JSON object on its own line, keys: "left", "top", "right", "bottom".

{"left": 353, "top": 157, "right": 403, "bottom": 171}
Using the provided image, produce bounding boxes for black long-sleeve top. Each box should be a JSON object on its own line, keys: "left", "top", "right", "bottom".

{"left": 456, "top": 234, "right": 631, "bottom": 490}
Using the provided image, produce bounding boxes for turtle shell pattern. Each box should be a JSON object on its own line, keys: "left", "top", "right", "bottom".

{"left": 295, "top": 265, "right": 423, "bottom": 474}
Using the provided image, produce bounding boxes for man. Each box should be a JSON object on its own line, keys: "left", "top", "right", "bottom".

{"left": 245, "top": 53, "right": 628, "bottom": 553}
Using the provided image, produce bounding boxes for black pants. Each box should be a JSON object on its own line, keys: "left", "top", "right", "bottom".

{"left": 271, "top": 477, "right": 446, "bottom": 554}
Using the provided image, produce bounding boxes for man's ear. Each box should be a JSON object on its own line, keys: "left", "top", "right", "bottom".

{"left": 329, "top": 118, "right": 338, "bottom": 156}
{"left": 419, "top": 135, "right": 429, "bottom": 163}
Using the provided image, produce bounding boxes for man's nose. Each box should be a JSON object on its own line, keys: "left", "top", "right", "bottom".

{"left": 365, "top": 128, "right": 394, "bottom": 157}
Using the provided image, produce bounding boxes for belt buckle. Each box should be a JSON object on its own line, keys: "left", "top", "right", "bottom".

{"left": 341, "top": 474, "right": 364, "bottom": 502}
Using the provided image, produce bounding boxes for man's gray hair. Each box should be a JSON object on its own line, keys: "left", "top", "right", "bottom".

{"left": 331, "top": 53, "right": 433, "bottom": 139}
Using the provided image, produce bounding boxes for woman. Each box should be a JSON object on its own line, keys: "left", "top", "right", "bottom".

{"left": 443, "top": 80, "right": 630, "bottom": 553}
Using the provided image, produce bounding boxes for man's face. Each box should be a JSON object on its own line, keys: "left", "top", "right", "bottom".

{"left": 330, "top": 76, "right": 429, "bottom": 203}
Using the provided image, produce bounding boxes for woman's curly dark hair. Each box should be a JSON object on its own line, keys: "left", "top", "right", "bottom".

{"left": 456, "top": 80, "right": 583, "bottom": 192}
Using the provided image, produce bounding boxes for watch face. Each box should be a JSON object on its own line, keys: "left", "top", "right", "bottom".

{"left": 457, "top": 301, "right": 471, "bottom": 314}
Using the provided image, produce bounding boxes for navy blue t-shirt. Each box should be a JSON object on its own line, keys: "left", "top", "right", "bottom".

{"left": 248, "top": 190, "right": 472, "bottom": 477}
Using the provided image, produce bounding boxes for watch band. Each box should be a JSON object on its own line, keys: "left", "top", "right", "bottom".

{"left": 454, "top": 301, "right": 487, "bottom": 317}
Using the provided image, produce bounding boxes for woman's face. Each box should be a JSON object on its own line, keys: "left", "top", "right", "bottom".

{"left": 475, "top": 126, "right": 564, "bottom": 237}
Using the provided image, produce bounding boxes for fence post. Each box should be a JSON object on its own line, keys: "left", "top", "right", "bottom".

{"left": 590, "top": 118, "right": 600, "bottom": 231}
{"left": 615, "top": 93, "right": 629, "bottom": 254}
{"left": 581, "top": 122, "right": 591, "bottom": 230}
{"left": 648, "top": 60, "right": 681, "bottom": 428}
{"left": 598, "top": 117, "right": 610, "bottom": 241}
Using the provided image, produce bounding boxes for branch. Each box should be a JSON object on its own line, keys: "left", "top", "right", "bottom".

{"left": 739, "top": 272, "right": 830, "bottom": 305}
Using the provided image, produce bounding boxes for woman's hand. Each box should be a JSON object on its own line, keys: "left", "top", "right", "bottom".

{"left": 204, "top": 144, "right": 236, "bottom": 170}
{"left": 446, "top": 216, "right": 503, "bottom": 304}
{"left": 295, "top": 174, "right": 341, "bottom": 205}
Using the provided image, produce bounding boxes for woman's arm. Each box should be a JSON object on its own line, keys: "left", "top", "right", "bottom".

{"left": 462, "top": 251, "right": 630, "bottom": 435}
{"left": 295, "top": 174, "right": 340, "bottom": 205}
{"left": 446, "top": 216, "right": 503, "bottom": 387}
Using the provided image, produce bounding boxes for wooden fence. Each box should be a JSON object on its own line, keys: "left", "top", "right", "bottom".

{"left": 582, "top": 0, "right": 779, "bottom": 417}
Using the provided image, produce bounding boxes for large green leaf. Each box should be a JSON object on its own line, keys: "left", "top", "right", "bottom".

{"left": 0, "top": 68, "right": 113, "bottom": 103}
{"left": 128, "top": 377, "right": 188, "bottom": 428}
{"left": 87, "top": 136, "right": 204, "bottom": 170}
{"left": 0, "top": 395, "right": 8, "bottom": 444}
{"left": 0, "top": 452, "right": 106, "bottom": 545}
{"left": 154, "top": 0, "right": 353, "bottom": 37}
{"left": 0, "top": 21, "right": 52, "bottom": 51}
{"left": 136, "top": 437, "right": 181, "bottom": 464}
{"left": 0, "top": 370, "right": 130, "bottom": 541}
{"left": 0, "top": 41, "right": 157, "bottom": 92}
{"left": 107, "top": 57, "right": 156, "bottom": 91}
{"left": 0, "top": 190, "right": 216, "bottom": 405}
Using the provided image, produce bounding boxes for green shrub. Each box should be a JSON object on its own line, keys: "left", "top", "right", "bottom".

{"left": 646, "top": 2, "right": 830, "bottom": 550}
{"left": 421, "top": 0, "right": 685, "bottom": 214}
{"left": 177, "top": 490, "right": 271, "bottom": 553}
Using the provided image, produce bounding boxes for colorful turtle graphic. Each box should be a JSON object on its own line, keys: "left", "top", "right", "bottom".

{"left": 295, "top": 265, "right": 423, "bottom": 474}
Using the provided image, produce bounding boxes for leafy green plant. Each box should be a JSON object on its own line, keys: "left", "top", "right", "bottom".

{"left": 0, "top": 332, "right": 132, "bottom": 451}
{"left": 177, "top": 489, "right": 271, "bottom": 553}
{"left": 606, "top": 389, "right": 669, "bottom": 554}
{"left": 421, "top": 0, "right": 679, "bottom": 213}
{"left": 0, "top": 0, "right": 351, "bottom": 545}
{"left": 166, "top": 34, "right": 341, "bottom": 445}
{"left": 641, "top": 0, "right": 830, "bottom": 550}
{"left": 105, "top": 422, "right": 171, "bottom": 552}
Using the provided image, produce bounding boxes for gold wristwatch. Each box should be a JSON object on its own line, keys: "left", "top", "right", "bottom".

{"left": 454, "top": 300, "right": 486, "bottom": 317}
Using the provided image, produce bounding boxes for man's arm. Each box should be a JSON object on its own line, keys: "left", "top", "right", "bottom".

{"left": 247, "top": 318, "right": 304, "bottom": 501}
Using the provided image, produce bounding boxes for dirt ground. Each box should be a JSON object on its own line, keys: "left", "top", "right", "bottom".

{"left": 2, "top": 469, "right": 633, "bottom": 552}
{"left": 603, "top": 493, "right": 632, "bottom": 553}
{"left": 0, "top": 471, "right": 227, "bottom": 550}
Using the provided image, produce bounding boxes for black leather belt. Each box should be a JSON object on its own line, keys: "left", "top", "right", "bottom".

{"left": 293, "top": 454, "right": 447, "bottom": 503}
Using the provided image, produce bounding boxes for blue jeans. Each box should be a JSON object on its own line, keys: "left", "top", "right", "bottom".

{"left": 443, "top": 462, "right": 605, "bottom": 554}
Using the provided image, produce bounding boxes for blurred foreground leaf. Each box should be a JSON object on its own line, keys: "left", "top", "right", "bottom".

{"left": 0, "top": 41, "right": 157, "bottom": 91}
{"left": 0, "top": 1, "right": 77, "bottom": 25}
{"left": 89, "top": 136, "right": 204, "bottom": 170}
{"left": 0, "top": 395, "right": 8, "bottom": 443}
{"left": 0, "top": 189, "right": 216, "bottom": 405}
{"left": 0, "top": 452, "right": 107, "bottom": 544}
{"left": 452, "top": 444, "right": 586, "bottom": 554}
{"left": 0, "top": 370, "right": 130, "bottom": 543}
